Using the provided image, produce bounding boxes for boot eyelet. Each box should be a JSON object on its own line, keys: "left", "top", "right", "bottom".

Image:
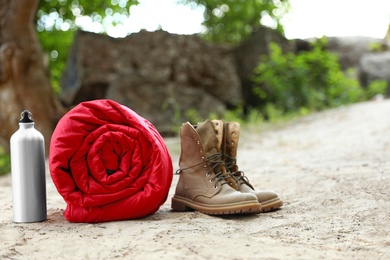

{"left": 203, "top": 165, "right": 207, "bottom": 169}
{"left": 201, "top": 156, "right": 205, "bottom": 160}
{"left": 197, "top": 141, "right": 200, "bottom": 145}
{"left": 214, "top": 185, "right": 218, "bottom": 189}
{"left": 206, "top": 172, "right": 210, "bottom": 177}
{"left": 231, "top": 141, "right": 234, "bottom": 146}
{"left": 209, "top": 179, "right": 213, "bottom": 183}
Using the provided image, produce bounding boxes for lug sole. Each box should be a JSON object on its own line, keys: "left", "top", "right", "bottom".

{"left": 259, "top": 197, "right": 283, "bottom": 212}
{"left": 171, "top": 196, "right": 262, "bottom": 215}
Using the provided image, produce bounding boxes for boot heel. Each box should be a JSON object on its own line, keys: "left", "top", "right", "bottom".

{"left": 171, "top": 197, "right": 192, "bottom": 212}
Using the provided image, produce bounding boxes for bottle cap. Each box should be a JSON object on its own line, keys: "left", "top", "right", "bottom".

{"left": 19, "top": 110, "right": 34, "bottom": 123}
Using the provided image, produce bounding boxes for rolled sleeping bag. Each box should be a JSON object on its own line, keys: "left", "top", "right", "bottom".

{"left": 49, "top": 99, "right": 173, "bottom": 222}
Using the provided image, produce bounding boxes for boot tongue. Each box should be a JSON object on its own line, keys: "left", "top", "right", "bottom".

{"left": 224, "top": 122, "right": 240, "bottom": 159}
{"left": 195, "top": 119, "right": 220, "bottom": 158}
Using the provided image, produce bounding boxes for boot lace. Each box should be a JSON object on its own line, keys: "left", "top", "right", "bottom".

{"left": 223, "top": 154, "right": 250, "bottom": 184}
{"left": 175, "top": 153, "right": 230, "bottom": 187}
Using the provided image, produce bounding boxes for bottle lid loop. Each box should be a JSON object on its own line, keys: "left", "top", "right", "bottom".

{"left": 19, "top": 110, "right": 34, "bottom": 123}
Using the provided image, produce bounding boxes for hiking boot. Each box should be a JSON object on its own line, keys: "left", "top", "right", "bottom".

{"left": 216, "top": 120, "right": 283, "bottom": 212}
{"left": 171, "top": 120, "right": 261, "bottom": 215}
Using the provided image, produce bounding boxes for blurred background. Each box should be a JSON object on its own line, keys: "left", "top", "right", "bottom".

{"left": 1, "top": 0, "right": 390, "bottom": 175}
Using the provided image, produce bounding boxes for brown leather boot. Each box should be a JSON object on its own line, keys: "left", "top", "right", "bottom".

{"left": 216, "top": 120, "right": 283, "bottom": 212}
{"left": 171, "top": 120, "right": 261, "bottom": 215}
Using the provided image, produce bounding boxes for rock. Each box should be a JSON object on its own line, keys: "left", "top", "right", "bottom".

{"left": 326, "top": 36, "right": 390, "bottom": 90}
{"left": 326, "top": 36, "right": 388, "bottom": 70}
{"left": 359, "top": 51, "right": 390, "bottom": 87}
{"left": 60, "top": 30, "right": 241, "bottom": 134}
{"left": 106, "top": 71, "right": 226, "bottom": 135}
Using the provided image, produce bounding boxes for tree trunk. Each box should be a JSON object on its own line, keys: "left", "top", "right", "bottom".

{"left": 0, "top": 0, "right": 64, "bottom": 153}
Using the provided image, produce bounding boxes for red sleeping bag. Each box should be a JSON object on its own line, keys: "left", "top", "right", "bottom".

{"left": 49, "top": 99, "right": 173, "bottom": 222}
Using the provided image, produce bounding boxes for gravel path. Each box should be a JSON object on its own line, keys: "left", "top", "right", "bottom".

{"left": 1, "top": 99, "right": 390, "bottom": 259}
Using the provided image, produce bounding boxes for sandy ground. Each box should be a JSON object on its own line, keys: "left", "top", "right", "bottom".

{"left": 1, "top": 99, "right": 390, "bottom": 259}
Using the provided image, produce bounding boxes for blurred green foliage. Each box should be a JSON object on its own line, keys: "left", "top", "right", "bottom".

{"left": 38, "top": 30, "right": 74, "bottom": 93}
{"left": 36, "top": 0, "right": 139, "bottom": 93}
{"left": 368, "top": 41, "right": 388, "bottom": 52}
{"left": 182, "top": 0, "right": 290, "bottom": 44}
{"left": 0, "top": 147, "right": 10, "bottom": 176}
{"left": 37, "top": 0, "right": 135, "bottom": 18}
{"left": 252, "top": 38, "right": 388, "bottom": 120}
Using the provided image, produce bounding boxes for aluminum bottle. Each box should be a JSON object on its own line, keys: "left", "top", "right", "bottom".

{"left": 10, "top": 110, "right": 47, "bottom": 223}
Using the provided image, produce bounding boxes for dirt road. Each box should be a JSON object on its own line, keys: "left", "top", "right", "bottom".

{"left": 1, "top": 99, "right": 390, "bottom": 259}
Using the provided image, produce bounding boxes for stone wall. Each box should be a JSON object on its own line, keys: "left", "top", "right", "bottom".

{"left": 60, "top": 30, "right": 241, "bottom": 134}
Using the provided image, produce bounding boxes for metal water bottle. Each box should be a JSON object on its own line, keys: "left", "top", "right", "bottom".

{"left": 10, "top": 110, "right": 47, "bottom": 223}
